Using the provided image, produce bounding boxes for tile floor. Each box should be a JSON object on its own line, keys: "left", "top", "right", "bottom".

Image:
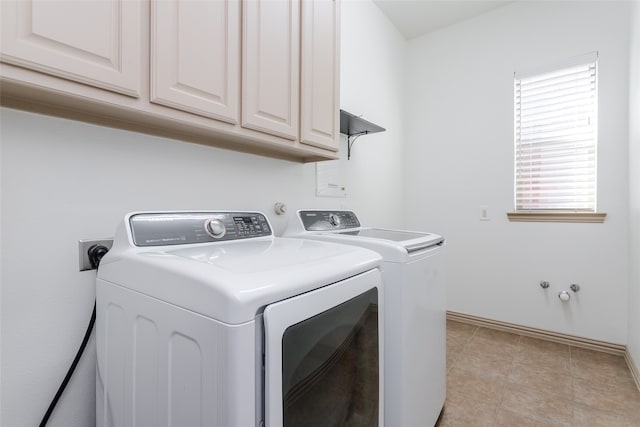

{"left": 439, "top": 320, "right": 640, "bottom": 426}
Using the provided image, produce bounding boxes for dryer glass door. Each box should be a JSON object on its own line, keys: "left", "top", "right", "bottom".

{"left": 263, "top": 270, "right": 381, "bottom": 427}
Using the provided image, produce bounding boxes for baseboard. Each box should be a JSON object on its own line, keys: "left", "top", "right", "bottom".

{"left": 625, "top": 350, "right": 640, "bottom": 391}
{"left": 446, "top": 311, "right": 626, "bottom": 355}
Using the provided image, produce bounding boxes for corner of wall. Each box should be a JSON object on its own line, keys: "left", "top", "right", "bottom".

{"left": 627, "top": 0, "right": 640, "bottom": 379}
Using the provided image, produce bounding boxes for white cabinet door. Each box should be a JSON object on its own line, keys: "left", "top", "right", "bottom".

{"left": 150, "top": 0, "right": 240, "bottom": 123}
{"left": 300, "top": 0, "right": 340, "bottom": 152}
{"left": 242, "top": 0, "right": 300, "bottom": 140}
{"left": 1, "top": 0, "right": 141, "bottom": 97}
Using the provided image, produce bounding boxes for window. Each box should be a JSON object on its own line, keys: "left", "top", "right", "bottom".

{"left": 513, "top": 53, "right": 598, "bottom": 215}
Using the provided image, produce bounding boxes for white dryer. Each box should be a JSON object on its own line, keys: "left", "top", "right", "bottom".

{"left": 96, "top": 211, "right": 384, "bottom": 427}
{"left": 285, "top": 210, "right": 446, "bottom": 427}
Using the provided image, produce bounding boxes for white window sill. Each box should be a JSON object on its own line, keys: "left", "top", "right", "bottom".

{"left": 507, "top": 212, "right": 607, "bottom": 223}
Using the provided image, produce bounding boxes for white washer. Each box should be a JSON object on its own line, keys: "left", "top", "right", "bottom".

{"left": 96, "top": 211, "right": 384, "bottom": 427}
{"left": 285, "top": 210, "right": 446, "bottom": 427}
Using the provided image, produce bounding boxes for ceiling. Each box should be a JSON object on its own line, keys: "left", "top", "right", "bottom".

{"left": 372, "top": 0, "right": 514, "bottom": 40}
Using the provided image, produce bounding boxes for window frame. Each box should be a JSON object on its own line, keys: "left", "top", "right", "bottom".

{"left": 509, "top": 52, "right": 605, "bottom": 223}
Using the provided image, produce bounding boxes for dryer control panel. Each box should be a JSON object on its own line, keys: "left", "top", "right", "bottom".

{"left": 299, "top": 210, "right": 360, "bottom": 231}
{"left": 129, "top": 212, "right": 271, "bottom": 246}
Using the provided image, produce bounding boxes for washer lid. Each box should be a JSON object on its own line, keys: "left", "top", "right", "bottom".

{"left": 332, "top": 227, "right": 444, "bottom": 256}
{"left": 286, "top": 210, "right": 445, "bottom": 261}
{"left": 337, "top": 228, "right": 433, "bottom": 242}
{"left": 286, "top": 228, "right": 444, "bottom": 262}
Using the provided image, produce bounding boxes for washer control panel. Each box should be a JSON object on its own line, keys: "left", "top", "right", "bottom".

{"left": 129, "top": 212, "right": 271, "bottom": 246}
{"left": 299, "top": 210, "right": 360, "bottom": 231}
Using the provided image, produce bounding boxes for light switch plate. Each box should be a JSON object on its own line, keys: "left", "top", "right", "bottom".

{"left": 480, "top": 206, "right": 490, "bottom": 221}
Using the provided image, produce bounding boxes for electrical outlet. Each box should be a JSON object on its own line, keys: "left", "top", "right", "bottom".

{"left": 480, "top": 206, "right": 490, "bottom": 221}
{"left": 78, "top": 239, "right": 113, "bottom": 271}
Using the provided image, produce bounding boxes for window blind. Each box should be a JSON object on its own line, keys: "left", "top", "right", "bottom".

{"left": 514, "top": 53, "right": 598, "bottom": 212}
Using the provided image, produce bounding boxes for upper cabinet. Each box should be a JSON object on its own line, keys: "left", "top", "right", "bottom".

{"left": 150, "top": 0, "right": 240, "bottom": 123}
{"left": 242, "top": 0, "right": 300, "bottom": 141}
{"left": 1, "top": 0, "right": 141, "bottom": 97}
{"left": 300, "top": 0, "right": 341, "bottom": 151}
{"left": 0, "top": 0, "right": 341, "bottom": 162}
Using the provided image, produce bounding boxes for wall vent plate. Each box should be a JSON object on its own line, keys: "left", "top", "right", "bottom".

{"left": 78, "top": 239, "right": 113, "bottom": 271}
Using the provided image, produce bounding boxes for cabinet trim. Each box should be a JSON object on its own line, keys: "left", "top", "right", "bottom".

{"left": 1, "top": 69, "right": 338, "bottom": 162}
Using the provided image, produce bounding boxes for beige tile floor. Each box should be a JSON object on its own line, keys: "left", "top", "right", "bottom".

{"left": 439, "top": 320, "right": 640, "bottom": 426}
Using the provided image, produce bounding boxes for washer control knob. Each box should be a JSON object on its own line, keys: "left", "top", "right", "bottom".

{"left": 328, "top": 213, "right": 341, "bottom": 227}
{"left": 205, "top": 219, "right": 226, "bottom": 238}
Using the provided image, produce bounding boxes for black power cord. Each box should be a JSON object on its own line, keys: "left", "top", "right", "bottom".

{"left": 39, "top": 244, "right": 109, "bottom": 427}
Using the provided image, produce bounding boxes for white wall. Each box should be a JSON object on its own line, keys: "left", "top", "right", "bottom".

{"left": 339, "top": 0, "right": 406, "bottom": 227}
{"left": 628, "top": 0, "right": 640, "bottom": 372}
{"left": 0, "top": 2, "right": 406, "bottom": 425}
{"left": 404, "top": 1, "right": 631, "bottom": 343}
